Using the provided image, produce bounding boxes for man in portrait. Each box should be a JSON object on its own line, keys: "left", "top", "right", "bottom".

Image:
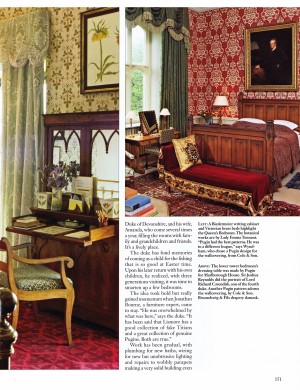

{"left": 262, "top": 38, "right": 290, "bottom": 85}
{"left": 250, "top": 36, "right": 291, "bottom": 86}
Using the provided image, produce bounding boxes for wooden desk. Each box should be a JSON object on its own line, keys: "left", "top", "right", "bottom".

{"left": 7, "top": 208, "right": 119, "bottom": 333}
{"left": 125, "top": 131, "right": 180, "bottom": 174}
{"left": 125, "top": 134, "right": 160, "bottom": 174}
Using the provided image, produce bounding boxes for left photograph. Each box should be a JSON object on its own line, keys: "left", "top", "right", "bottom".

{"left": 0, "top": 7, "right": 119, "bottom": 370}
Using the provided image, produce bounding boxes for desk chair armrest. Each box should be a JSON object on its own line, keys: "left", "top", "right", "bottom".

{"left": 14, "top": 255, "right": 74, "bottom": 269}
{"left": 125, "top": 150, "right": 135, "bottom": 160}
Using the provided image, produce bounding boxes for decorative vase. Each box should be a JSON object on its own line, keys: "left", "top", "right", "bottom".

{"left": 51, "top": 187, "right": 63, "bottom": 211}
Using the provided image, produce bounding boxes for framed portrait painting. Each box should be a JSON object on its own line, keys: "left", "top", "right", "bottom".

{"left": 245, "top": 22, "right": 298, "bottom": 91}
{"left": 81, "top": 8, "right": 119, "bottom": 93}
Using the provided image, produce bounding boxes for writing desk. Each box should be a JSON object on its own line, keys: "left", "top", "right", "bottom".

{"left": 7, "top": 208, "right": 119, "bottom": 333}
{"left": 125, "top": 133, "right": 160, "bottom": 174}
{"left": 125, "top": 131, "right": 180, "bottom": 174}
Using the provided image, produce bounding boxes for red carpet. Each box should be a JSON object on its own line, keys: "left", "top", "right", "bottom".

{"left": 135, "top": 171, "right": 300, "bottom": 216}
{"left": 10, "top": 303, "right": 119, "bottom": 370}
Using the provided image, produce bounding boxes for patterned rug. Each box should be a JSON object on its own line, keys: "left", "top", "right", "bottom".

{"left": 286, "top": 172, "right": 300, "bottom": 189}
{"left": 135, "top": 171, "right": 300, "bottom": 216}
{"left": 11, "top": 303, "right": 119, "bottom": 370}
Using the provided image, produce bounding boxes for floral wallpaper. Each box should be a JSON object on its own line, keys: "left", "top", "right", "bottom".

{"left": 0, "top": 7, "right": 119, "bottom": 113}
{"left": 188, "top": 7, "right": 300, "bottom": 118}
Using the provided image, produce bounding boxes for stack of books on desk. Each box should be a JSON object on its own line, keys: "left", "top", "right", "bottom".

{"left": 125, "top": 186, "right": 138, "bottom": 200}
{"left": 125, "top": 194, "right": 157, "bottom": 217}
{"left": 13, "top": 216, "right": 44, "bottom": 229}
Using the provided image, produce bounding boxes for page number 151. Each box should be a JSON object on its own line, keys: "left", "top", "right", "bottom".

{"left": 275, "top": 377, "right": 282, "bottom": 381}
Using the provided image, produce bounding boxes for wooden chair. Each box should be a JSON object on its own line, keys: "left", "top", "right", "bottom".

{"left": 138, "top": 110, "right": 159, "bottom": 135}
{"left": 145, "top": 128, "right": 174, "bottom": 168}
{"left": 125, "top": 150, "right": 135, "bottom": 188}
{"left": 0, "top": 237, "right": 75, "bottom": 346}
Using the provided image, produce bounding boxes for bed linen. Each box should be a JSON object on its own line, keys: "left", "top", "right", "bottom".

{"left": 159, "top": 143, "right": 272, "bottom": 215}
{"left": 232, "top": 121, "right": 300, "bottom": 191}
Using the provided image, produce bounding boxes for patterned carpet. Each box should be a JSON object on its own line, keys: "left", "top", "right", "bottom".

{"left": 11, "top": 303, "right": 119, "bottom": 370}
{"left": 135, "top": 171, "right": 300, "bottom": 216}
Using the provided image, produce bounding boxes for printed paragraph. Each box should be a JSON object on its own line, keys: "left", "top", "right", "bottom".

{"left": 198, "top": 263, "right": 259, "bottom": 301}
{"left": 124, "top": 220, "right": 193, "bottom": 371}
{"left": 198, "top": 221, "right": 260, "bottom": 259}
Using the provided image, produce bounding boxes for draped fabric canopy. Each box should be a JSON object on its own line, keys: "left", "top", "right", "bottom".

{"left": 0, "top": 10, "right": 50, "bottom": 242}
{"left": 0, "top": 10, "right": 50, "bottom": 68}
{"left": 125, "top": 7, "right": 190, "bottom": 53}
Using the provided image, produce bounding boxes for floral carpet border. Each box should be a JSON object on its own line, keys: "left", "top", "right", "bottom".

{"left": 163, "top": 170, "right": 273, "bottom": 216}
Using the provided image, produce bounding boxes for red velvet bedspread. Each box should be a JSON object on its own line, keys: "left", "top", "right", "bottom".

{"left": 173, "top": 164, "right": 270, "bottom": 209}
{"left": 232, "top": 121, "right": 300, "bottom": 191}
{"left": 161, "top": 144, "right": 270, "bottom": 209}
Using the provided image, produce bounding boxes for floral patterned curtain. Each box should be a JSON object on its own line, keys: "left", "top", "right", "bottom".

{"left": 0, "top": 10, "right": 50, "bottom": 242}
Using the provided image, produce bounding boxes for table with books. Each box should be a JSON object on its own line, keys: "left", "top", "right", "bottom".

{"left": 125, "top": 188, "right": 169, "bottom": 217}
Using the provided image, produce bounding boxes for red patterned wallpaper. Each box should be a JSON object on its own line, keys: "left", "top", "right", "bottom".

{"left": 188, "top": 7, "right": 300, "bottom": 118}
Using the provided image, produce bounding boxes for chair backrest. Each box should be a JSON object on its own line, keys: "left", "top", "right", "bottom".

{"left": 159, "top": 128, "right": 174, "bottom": 145}
{"left": 0, "top": 237, "right": 18, "bottom": 292}
{"left": 139, "top": 111, "right": 159, "bottom": 135}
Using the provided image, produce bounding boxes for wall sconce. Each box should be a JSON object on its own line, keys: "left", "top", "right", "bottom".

{"left": 213, "top": 96, "right": 229, "bottom": 125}
{"left": 126, "top": 111, "right": 136, "bottom": 128}
{"left": 160, "top": 108, "right": 170, "bottom": 130}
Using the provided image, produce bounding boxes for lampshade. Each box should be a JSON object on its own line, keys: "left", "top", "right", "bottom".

{"left": 160, "top": 108, "right": 170, "bottom": 116}
{"left": 213, "top": 96, "right": 229, "bottom": 107}
{"left": 126, "top": 110, "right": 136, "bottom": 119}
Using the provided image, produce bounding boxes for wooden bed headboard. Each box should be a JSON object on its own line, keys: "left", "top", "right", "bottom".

{"left": 238, "top": 92, "right": 300, "bottom": 125}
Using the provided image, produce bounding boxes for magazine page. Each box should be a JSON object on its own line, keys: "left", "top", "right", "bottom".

{"left": 121, "top": 2, "right": 300, "bottom": 389}
{"left": 121, "top": 216, "right": 300, "bottom": 389}
{"left": 2, "top": 2, "right": 300, "bottom": 390}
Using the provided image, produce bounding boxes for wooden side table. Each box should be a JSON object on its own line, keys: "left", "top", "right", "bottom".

{"left": 125, "top": 130, "right": 180, "bottom": 174}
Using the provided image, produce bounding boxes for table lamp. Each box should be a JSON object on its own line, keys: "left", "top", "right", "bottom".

{"left": 126, "top": 111, "right": 136, "bottom": 128}
{"left": 213, "top": 96, "right": 229, "bottom": 125}
{"left": 160, "top": 108, "right": 170, "bottom": 130}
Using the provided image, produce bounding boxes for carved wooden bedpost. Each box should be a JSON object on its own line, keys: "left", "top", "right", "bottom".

{"left": 0, "top": 288, "right": 18, "bottom": 370}
{"left": 237, "top": 92, "right": 244, "bottom": 118}
{"left": 188, "top": 115, "right": 194, "bottom": 136}
{"left": 266, "top": 120, "right": 275, "bottom": 193}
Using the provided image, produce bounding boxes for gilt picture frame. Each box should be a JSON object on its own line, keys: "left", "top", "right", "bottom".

{"left": 80, "top": 7, "right": 119, "bottom": 93}
{"left": 245, "top": 22, "right": 297, "bottom": 91}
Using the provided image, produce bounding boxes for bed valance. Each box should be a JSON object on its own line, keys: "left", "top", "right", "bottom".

{"left": 125, "top": 7, "right": 190, "bottom": 52}
{"left": 0, "top": 9, "right": 50, "bottom": 68}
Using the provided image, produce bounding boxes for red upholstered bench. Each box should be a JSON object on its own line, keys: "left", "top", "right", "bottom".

{"left": 158, "top": 144, "right": 273, "bottom": 216}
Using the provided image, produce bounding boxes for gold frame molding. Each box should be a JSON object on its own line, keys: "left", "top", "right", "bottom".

{"left": 245, "top": 22, "right": 298, "bottom": 91}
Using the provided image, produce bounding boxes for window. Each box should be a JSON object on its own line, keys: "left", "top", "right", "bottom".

{"left": 126, "top": 25, "right": 162, "bottom": 124}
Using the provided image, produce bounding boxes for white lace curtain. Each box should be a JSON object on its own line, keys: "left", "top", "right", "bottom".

{"left": 0, "top": 10, "right": 50, "bottom": 242}
{"left": 0, "top": 10, "right": 49, "bottom": 67}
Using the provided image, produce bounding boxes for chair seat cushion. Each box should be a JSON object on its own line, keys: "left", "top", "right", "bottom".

{"left": 145, "top": 146, "right": 160, "bottom": 155}
{"left": 0, "top": 264, "right": 72, "bottom": 291}
{"left": 125, "top": 166, "right": 134, "bottom": 176}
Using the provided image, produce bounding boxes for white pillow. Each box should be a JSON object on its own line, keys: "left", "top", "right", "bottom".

{"left": 238, "top": 118, "right": 266, "bottom": 124}
{"left": 293, "top": 130, "right": 300, "bottom": 148}
{"left": 273, "top": 119, "right": 298, "bottom": 130}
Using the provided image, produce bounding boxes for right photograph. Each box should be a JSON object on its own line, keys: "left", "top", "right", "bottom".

{"left": 124, "top": 7, "right": 300, "bottom": 217}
